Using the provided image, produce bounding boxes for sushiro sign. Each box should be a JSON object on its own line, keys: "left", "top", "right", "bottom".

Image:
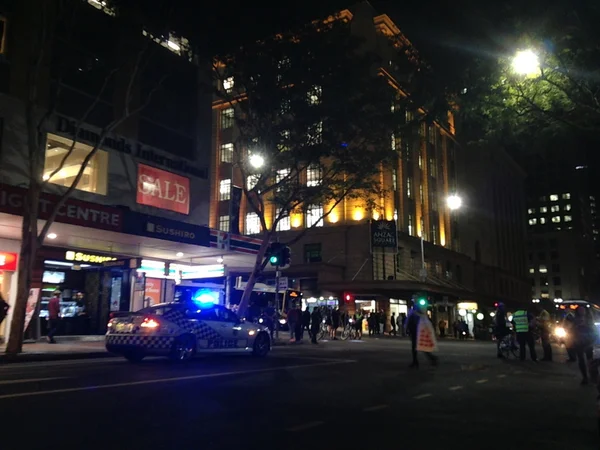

{"left": 55, "top": 116, "right": 206, "bottom": 179}
{"left": 136, "top": 164, "right": 190, "bottom": 215}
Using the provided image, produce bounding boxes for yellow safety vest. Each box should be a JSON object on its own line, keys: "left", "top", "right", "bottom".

{"left": 513, "top": 310, "right": 529, "bottom": 333}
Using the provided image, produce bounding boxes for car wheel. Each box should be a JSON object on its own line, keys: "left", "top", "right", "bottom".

{"left": 170, "top": 335, "right": 196, "bottom": 362}
{"left": 124, "top": 351, "right": 145, "bottom": 363}
{"left": 252, "top": 332, "right": 270, "bottom": 357}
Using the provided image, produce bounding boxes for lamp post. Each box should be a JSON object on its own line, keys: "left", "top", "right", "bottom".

{"left": 511, "top": 49, "right": 540, "bottom": 76}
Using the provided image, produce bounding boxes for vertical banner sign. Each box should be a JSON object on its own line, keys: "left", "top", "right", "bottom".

{"left": 229, "top": 185, "right": 243, "bottom": 235}
{"left": 24, "top": 288, "right": 40, "bottom": 331}
{"left": 370, "top": 220, "right": 398, "bottom": 251}
{"left": 144, "top": 278, "right": 164, "bottom": 306}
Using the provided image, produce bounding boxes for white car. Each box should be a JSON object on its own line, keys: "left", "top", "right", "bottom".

{"left": 106, "top": 302, "right": 271, "bottom": 362}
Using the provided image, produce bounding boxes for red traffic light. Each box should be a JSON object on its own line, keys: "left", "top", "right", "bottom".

{"left": 344, "top": 293, "right": 353, "bottom": 302}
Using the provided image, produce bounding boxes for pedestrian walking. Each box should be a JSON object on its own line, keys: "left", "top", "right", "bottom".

{"left": 0, "top": 293, "right": 9, "bottom": 329}
{"left": 287, "top": 303, "right": 299, "bottom": 342}
{"left": 573, "top": 306, "right": 598, "bottom": 385}
{"left": 512, "top": 308, "right": 537, "bottom": 361}
{"left": 406, "top": 299, "right": 438, "bottom": 368}
{"left": 390, "top": 312, "right": 397, "bottom": 336}
{"left": 438, "top": 319, "right": 446, "bottom": 338}
{"left": 535, "top": 304, "right": 552, "bottom": 361}
{"left": 310, "top": 307, "right": 322, "bottom": 344}
{"left": 47, "top": 290, "right": 61, "bottom": 343}
{"left": 302, "top": 307, "right": 311, "bottom": 338}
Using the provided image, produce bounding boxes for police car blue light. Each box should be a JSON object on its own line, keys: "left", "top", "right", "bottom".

{"left": 105, "top": 302, "right": 271, "bottom": 362}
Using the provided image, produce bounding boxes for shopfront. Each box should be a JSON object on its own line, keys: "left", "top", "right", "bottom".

{"left": 0, "top": 244, "right": 19, "bottom": 343}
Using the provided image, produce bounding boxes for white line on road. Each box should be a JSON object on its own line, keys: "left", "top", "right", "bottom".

{"left": 448, "top": 386, "right": 463, "bottom": 391}
{"left": 286, "top": 421, "right": 324, "bottom": 432}
{"left": 413, "top": 393, "right": 432, "bottom": 400}
{"left": 363, "top": 404, "right": 389, "bottom": 412}
{"left": 0, "top": 377, "right": 69, "bottom": 385}
{"left": 0, "top": 360, "right": 355, "bottom": 400}
{"left": 475, "top": 379, "right": 488, "bottom": 384}
{"left": 497, "top": 374, "right": 507, "bottom": 378}
{"left": 0, "top": 357, "right": 124, "bottom": 371}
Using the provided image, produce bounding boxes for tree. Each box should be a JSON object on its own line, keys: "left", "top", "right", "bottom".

{"left": 458, "top": 0, "right": 600, "bottom": 147}
{"left": 5, "top": 0, "right": 173, "bottom": 354}
{"left": 213, "top": 16, "right": 449, "bottom": 316}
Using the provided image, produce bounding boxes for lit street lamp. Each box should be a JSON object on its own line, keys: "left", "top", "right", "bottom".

{"left": 446, "top": 194, "right": 463, "bottom": 211}
{"left": 249, "top": 153, "right": 265, "bottom": 169}
{"left": 511, "top": 49, "right": 540, "bottom": 76}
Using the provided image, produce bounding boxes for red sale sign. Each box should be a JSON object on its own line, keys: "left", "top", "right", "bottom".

{"left": 136, "top": 164, "right": 190, "bottom": 215}
{"left": 0, "top": 252, "right": 17, "bottom": 271}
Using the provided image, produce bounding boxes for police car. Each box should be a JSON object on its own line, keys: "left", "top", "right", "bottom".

{"left": 105, "top": 302, "right": 271, "bottom": 362}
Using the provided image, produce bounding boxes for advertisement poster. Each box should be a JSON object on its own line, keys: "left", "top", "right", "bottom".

{"left": 136, "top": 164, "right": 190, "bottom": 215}
{"left": 144, "top": 278, "right": 163, "bottom": 307}
{"left": 24, "top": 288, "right": 40, "bottom": 331}
{"left": 110, "top": 277, "right": 122, "bottom": 312}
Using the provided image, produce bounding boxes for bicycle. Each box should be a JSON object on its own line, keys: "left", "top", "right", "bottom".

{"left": 340, "top": 323, "right": 358, "bottom": 340}
{"left": 498, "top": 333, "right": 519, "bottom": 358}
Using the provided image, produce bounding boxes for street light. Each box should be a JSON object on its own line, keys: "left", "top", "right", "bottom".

{"left": 511, "top": 49, "right": 540, "bottom": 76}
{"left": 446, "top": 194, "right": 462, "bottom": 211}
{"left": 249, "top": 153, "right": 265, "bottom": 169}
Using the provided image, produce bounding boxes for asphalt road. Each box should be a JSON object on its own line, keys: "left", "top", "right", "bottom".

{"left": 0, "top": 338, "right": 597, "bottom": 450}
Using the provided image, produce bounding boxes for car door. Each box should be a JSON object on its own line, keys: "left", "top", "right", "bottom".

{"left": 212, "top": 305, "right": 247, "bottom": 350}
{"left": 185, "top": 306, "right": 223, "bottom": 351}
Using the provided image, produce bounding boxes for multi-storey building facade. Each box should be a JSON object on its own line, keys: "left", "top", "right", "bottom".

{"left": 209, "top": 3, "right": 529, "bottom": 330}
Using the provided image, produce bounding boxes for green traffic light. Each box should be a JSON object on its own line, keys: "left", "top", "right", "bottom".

{"left": 418, "top": 299, "right": 427, "bottom": 306}
{"left": 269, "top": 255, "right": 279, "bottom": 264}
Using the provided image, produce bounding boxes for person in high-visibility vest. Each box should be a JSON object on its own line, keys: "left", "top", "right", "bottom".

{"left": 513, "top": 308, "right": 538, "bottom": 361}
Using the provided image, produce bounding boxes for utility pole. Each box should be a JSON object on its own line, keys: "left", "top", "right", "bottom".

{"left": 274, "top": 266, "right": 280, "bottom": 340}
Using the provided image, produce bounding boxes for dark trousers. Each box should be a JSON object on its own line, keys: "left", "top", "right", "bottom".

{"left": 410, "top": 335, "right": 437, "bottom": 365}
{"left": 576, "top": 345, "right": 595, "bottom": 381}
{"left": 310, "top": 326, "right": 319, "bottom": 344}
{"left": 566, "top": 347, "right": 577, "bottom": 361}
{"left": 391, "top": 326, "right": 396, "bottom": 336}
{"left": 47, "top": 318, "right": 60, "bottom": 341}
{"left": 439, "top": 328, "right": 446, "bottom": 338}
{"left": 540, "top": 331, "right": 552, "bottom": 361}
{"left": 516, "top": 332, "right": 537, "bottom": 361}
{"left": 295, "top": 323, "right": 303, "bottom": 341}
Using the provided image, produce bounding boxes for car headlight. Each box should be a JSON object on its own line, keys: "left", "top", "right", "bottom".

{"left": 555, "top": 327, "right": 567, "bottom": 338}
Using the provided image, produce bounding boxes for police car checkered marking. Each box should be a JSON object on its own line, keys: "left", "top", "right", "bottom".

{"left": 106, "top": 335, "right": 175, "bottom": 349}
{"left": 162, "top": 309, "right": 222, "bottom": 340}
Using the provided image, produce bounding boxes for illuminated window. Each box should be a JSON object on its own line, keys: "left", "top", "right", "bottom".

{"left": 247, "top": 175, "right": 259, "bottom": 191}
{"left": 221, "top": 108, "right": 234, "bottom": 129}
{"left": 307, "top": 85, "right": 322, "bottom": 105}
{"left": 418, "top": 153, "right": 423, "bottom": 169}
{"left": 419, "top": 184, "right": 424, "bottom": 204}
{"left": 245, "top": 213, "right": 260, "bottom": 235}
{"left": 0, "top": 16, "right": 6, "bottom": 54}
{"left": 219, "top": 215, "right": 229, "bottom": 231}
{"left": 392, "top": 169, "right": 398, "bottom": 191}
{"left": 223, "top": 76, "right": 234, "bottom": 93}
{"left": 276, "top": 209, "right": 291, "bottom": 231}
{"left": 220, "top": 143, "right": 233, "bottom": 163}
{"left": 429, "top": 157, "right": 437, "bottom": 178}
{"left": 540, "top": 206, "right": 547, "bottom": 213}
{"left": 142, "top": 30, "right": 191, "bottom": 60}
{"left": 219, "top": 179, "right": 231, "bottom": 201}
{"left": 427, "top": 125, "right": 436, "bottom": 145}
{"left": 276, "top": 168, "right": 290, "bottom": 192}
{"left": 306, "top": 164, "right": 322, "bottom": 187}
{"left": 528, "top": 208, "right": 535, "bottom": 214}
{"left": 539, "top": 265, "right": 548, "bottom": 273}
{"left": 540, "top": 217, "right": 546, "bottom": 224}
{"left": 564, "top": 215, "right": 572, "bottom": 222}
{"left": 406, "top": 178, "right": 412, "bottom": 198}
{"left": 87, "top": 0, "right": 116, "bottom": 16}
{"left": 550, "top": 194, "right": 558, "bottom": 201}
{"left": 551, "top": 205, "right": 560, "bottom": 212}
{"left": 306, "top": 204, "right": 323, "bottom": 228}
{"left": 43, "top": 134, "right": 108, "bottom": 195}
{"left": 529, "top": 267, "right": 535, "bottom": 274}
{"left": 528, "top": 218, "right": 537, "bottom": 225}
{"left": 564, "top": 204, "right": 571, "bottom": 211}
{"left": 408, "top": 214, "right": 414, "bottom": 236}
{"left": 551, "top": 216, "right": 561, "bottom": 223}
{"left": 562, "top": 193, "right": 571, "bottom": 200}
{"left": 391, "top": 133, "right": 396, "bottom": 151}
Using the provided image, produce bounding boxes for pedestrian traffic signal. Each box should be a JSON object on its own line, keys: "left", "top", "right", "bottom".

{"left": 266, "top": 243, "right": 291, "bottom": 267}
{"left": 344, "top": 292, "right": 353, "bottom": 302}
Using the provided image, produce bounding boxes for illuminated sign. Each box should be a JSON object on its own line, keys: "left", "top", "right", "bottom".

{"left": 137, "top": 261, "right": 225, "bottom": 280}
{"left": 136, "top": 164, "right": 190, "bottom": 215}
{"left": 65, "top": 251, "right": 117, "bottom": 264}
{"left": 0, "top": 252, "right": 17, "bottom": 271}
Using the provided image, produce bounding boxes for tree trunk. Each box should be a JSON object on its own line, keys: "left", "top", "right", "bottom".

{"left": 5, "top": 224, "right": 37, "bottom": 354}
{"left": 236, "top": 236, "right": 270, "bottom": 318}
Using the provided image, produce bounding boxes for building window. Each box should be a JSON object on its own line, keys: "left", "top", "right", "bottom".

{"left": 564, "top": 215, "right": 572, "bottom": 222}
{"left": 219, "top": 215, "right": 230, "bottom": 231}
{"left": 223, "top": 76, "right": 234, "bottom": 93}
{"left": 221, "top": 108, "right": 234, "bottom": 129}
{"left": 87, "top": 0, "right": 117, "bottom": 16}
{"left": 219, "top": 179, "right": 231, "bottom": 201}
{"left": 408, "top": 214, "right": 414, "bottom": 236}
{"left": 429, "top": 158, "right": 437, "bottom": 178}
{"left": 539, "top": 196, "right": 547, "bottom": 202}
{"left": 276, "top": 209, "right": 291, "bottom": 231}
{"left": 406, "top": 178, "right": 412, "bottom": 198}
{"left": 555, "top": 290, "right": 562, "bottom": 298}
{"left": 550, "top": 205, "right": 560, "bottom": 212}
{"left": 540, "top": 206, "right": 547, "bottom": 213}
{"left": 551, "top": 216, "right": 561, "bottom": 223}
{"left": 528, "top": 208, "right": 535, "bottom": 214}
{"left": 307, "top": 85, "right": 322, "bottom": 105}
{"left": 431, "top": 224, "right": 438, "bottom": 245}
{"left": 551, "top": 251, "right": 559, "bottom": 259}
{"left": 539, "top": 265, "right": 548, "bottom": 273}
{"left": 552, "top": 263, "right": 560, "bottom": 272}
{"left": 391, "top": 133, "right": 397, "bottom": 151}
{"left": 247, "top": 175, "right": 260, "bottom": 191}
{"left": 418, "top": 153, "right": 423, "bottom": 169}
{"left": 419, "top": 184, "right": 424, "bottom": 204}
{"left": 528, "top": 218, "right": 537, "bottom": 225}
{"left": 304, "top": 243, "right": 322, "bottom": 263}
{"left": 306, "top": 204, "right": 323, "bottom": 228}
{"left": 563, "top": 203, "right": 571, "bottom": 211}
{"left": 392, "top": 169, "right": 398, "bottom": 190}
{"left": 306, "top": 164, "right": 322, "bottom": 187}
{"left": 276, "top": 168, "right": 290, "bottom": 191}
{"left": 43, "top": 134, "right": 108, "bottom": 195}
{"left": 529, "top": 267, "right": 535, "bottom": 274}
{"left": 562, "top": 193, "right": 571, "bottom": 200}
{"left": 540, "top": 217, "right": 546, "bottom": 224}
{"left": 245, "top": 213, "right": 260, "bottom": 235}
{"left": 550, "top": 194, "right": 559, "bottom": 201}
{"left": 553, "top": 276, "right": 561, "bottom": 286}
{"left": 427, "top": 125, "right": 436, "bottom": 144}
{"left": 220, "top": 143, "right": 233, "bottom": 163}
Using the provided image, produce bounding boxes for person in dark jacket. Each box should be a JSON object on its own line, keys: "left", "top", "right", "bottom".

{"left": 302, "top": 307, "right": 311, "bottom": 339}
{"left": 310, "top": 308, "right": 322, "bottom": 344}
{"left": 573, "top": 306, "right": 598, "bottom": 384}
{"left": 0, "top": 293, "right": 9, "bottom": 328}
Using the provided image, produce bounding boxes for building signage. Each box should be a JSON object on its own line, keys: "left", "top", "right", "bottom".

{"left": 0, "top": 183, "right": 124, "bottom": 232}
{"left": 0, "top": 251, "right": 18, "bottom": 271}
{"left": 56, "top": 116, "right": 207, "bottom": 179}
{"left": 136, "top": 164, "right": 190, "bottom": 215}
{"left": 370, "top": 219, "right": 397, "bottom": 249}
{"left": 123, "top": 212, "right": 210, "bottom": 247}
{"left": 65, "top": 251, "right": 117, "bottom": 264}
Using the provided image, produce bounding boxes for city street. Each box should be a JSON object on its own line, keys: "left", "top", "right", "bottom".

{"left": 0, "top": 338, "right": 596, "bottom": 450}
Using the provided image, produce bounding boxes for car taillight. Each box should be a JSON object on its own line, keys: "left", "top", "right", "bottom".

{"left": 140, "top": 317, "right": 160, "bottom": 329}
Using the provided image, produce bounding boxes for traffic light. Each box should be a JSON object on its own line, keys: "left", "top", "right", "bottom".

{"left": 344, "top": 292, "right": 353, "bottom": 303}
{"left": 414, "top": 292, "right": 428, "bottom": 307}
{"left": 267, "top": 242, "right": 283, "bottom": 266}
{"left": 281, "top": 246, "right": 291, "bottom": 266}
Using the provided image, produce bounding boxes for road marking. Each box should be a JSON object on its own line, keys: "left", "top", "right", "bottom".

{"left": 0, "top": 360, "right": 355, "bottom": 400}
{"left": 363, "top": 404, "right": 389, "bottom": 412}
{"left": 475, "top": 379, "right": 488, "bottom": 384}
{"left": 448, "top": 385, "right": 463, "bottom": 391}
{"left": 0, "top": 377, "right": 69, "bottom": 385}
{"left": 413, "top": 393, "right": 432, "bottom": 400}
{"left": 497, "top": 374, "right": 507, "bottom": 378}
{"left": 0, "top": 357, "right": 124, "bottom": 370}
{"left": 286, "top": 421, "right": 324, "bottom": 432}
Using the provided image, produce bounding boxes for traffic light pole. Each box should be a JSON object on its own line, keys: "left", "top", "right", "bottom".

{"left": 274, "top": 266, "right": 280, "bottom": 340}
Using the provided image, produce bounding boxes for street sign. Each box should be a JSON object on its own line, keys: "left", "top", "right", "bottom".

{"left": 278, "top": 277, "right": 288, "bottom": 290}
